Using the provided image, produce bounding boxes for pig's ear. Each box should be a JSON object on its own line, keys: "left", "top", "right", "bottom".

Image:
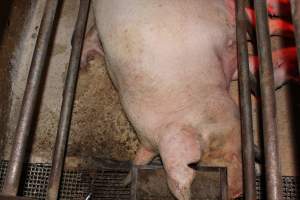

{"left": 80, "top": 25, "right": 104, "bottom": 69}
{"left": 158, "top": 124, "right": 201, "bottom": 199}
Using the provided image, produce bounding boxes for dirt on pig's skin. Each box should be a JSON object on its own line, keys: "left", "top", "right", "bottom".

{"left": 65, "top": 57, "right": 138, "bottom": 169}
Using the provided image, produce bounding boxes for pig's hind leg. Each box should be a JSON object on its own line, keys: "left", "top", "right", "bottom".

{"left": 159, "top": 123, "right": 201, "bottom": 200}
{"left": 122, "top": 145, "right": 157, "bottom": 186}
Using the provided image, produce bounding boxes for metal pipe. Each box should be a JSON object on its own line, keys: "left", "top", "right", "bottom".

{"left": 254, "top": 1, "right": 283, "bottom": 200}
{"left": 235, "top": 0, "right": 256, "bottom": 199}
{"left": 290, "top": 0, "right": 300, "bottom": 74}
{"left": 46, "top": 0, "right": 90, "bottom": 199}
{"left": 2, "top": 0, "right": 61, "bottom": 196}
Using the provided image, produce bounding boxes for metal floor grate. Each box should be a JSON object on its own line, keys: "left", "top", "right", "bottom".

{"left": 0, "top": 160, "right": 130, "bottom": 200}
{"left": 0, "top": 160, "right": 299, "bottom": 199}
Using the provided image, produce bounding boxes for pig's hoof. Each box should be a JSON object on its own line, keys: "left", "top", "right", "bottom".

{"left": 234, "top": 195, "right": 244, "bottom": 200}
{"left": 121, "top": 171, "right": 132, "bottom": 187}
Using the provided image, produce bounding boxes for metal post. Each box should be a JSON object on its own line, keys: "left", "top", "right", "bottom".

{"left": 290, "top": 0, "right": 300, "bottom": 73}
{"left": 254, "top": 1, "right": 283, "bottom": 200}
{"left": 46, "top": 0, "right": 90, "bottom": 199}
{"left": 2, "top": 0, "right": 61, "bottom": 196}
{"left": 235, "top": 0, "right": 256, "bottom": 199}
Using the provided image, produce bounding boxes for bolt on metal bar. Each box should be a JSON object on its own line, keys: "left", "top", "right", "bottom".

{"left": 254, "top": 1, "right": 283, "bottom": 200}
{"left": 1, "top": 0, "right": 61, "bottom": 196}
{"left": 290, "top": 0, "right": 300, "bottom": 74}
{"left": 235, "top": 0, "right": 256, "bottom": 199}
{"left": 46, "top": 1, "right": 91, "bottom": 200}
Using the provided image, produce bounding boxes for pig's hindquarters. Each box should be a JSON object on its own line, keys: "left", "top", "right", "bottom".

{"left": 93, "top": 0, "right": 241, "bottom": 199}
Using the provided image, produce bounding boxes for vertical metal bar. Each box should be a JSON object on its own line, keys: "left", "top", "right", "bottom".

{"left": 46, "top": 0, "right": 90, "bottom": 199}
{"left": 254, "top": 1, "right": 283, "bottom": 200}
{"left": 290, "top": 0, "right": 300, "bottom": 73}
{"left": 2, "top": 0, "right": 61, "bottom": 196}
{"left": 235, "top": 0, "right": 257, "bottom": 199}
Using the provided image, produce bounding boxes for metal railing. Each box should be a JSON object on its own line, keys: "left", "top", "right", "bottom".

{"left": 236, "top": 0, "right": 300, "bottom": 200}
{"left": 0, "top": 0, "right": 90, "bottom": 199}
{"left": 1, "top": 0, "right": 61, "bottom": 198}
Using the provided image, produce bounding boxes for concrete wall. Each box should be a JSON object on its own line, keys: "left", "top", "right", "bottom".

{"left": 1, "top": 0, "right": 299, "bottom": 175}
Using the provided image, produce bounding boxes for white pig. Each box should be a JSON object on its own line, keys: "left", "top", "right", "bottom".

{"left": 83, "top": 0, "right": 242, "bottom": 199}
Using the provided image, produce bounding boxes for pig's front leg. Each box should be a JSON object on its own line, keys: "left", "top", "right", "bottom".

{"left": 122, "top": 145, "right": 157, "bottom": 186}
{"left": 80, "top": 25, "right": 104, "bottom": 68}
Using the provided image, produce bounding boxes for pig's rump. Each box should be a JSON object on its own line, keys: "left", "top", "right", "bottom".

{"left": 92, "top": 0, "right": 238, "bottom": 140}
{"left": 93, "top": 0, "right": 236, "bottom": 89}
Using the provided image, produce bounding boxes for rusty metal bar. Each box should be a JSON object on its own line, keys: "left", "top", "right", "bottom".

{"left": 254, "top": 1, "right": 283, "bottom": 200}
{"left": 1, "top": 0, "right": 61, "bottom": 196}
{"left": 235, "top": 0, "right": 256, "bottom": 199}
{"left": 290, "top": 0, "right": 300, "bottom": 73}
{"left": 46, "top": 0, "right": 91, "bottom": 199}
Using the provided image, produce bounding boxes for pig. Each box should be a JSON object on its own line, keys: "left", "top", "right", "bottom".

{"left": 81, "top": 0, "right": 297, "bottom": 199}
{"left": 82, "top": 0, "right": 242, "bottom": 199}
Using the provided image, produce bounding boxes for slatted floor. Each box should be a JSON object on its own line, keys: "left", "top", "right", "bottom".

{"left": 0, "top": 160, "right": 299, "bottom": 199}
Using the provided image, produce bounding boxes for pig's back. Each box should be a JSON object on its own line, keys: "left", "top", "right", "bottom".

{"left": 94, "top": 0, "right": 234, "bottom": 90}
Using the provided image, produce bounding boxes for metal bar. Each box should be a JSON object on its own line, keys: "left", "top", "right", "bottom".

{"left": 46, "top": 1, "right": 91, "bottom": 199}
{"left": 254, "top": 1, "right": 283, "bottom": 200}
{"left": 2, "top": 0, "right": 61, "bottom": 196}
{"left": 0, "top": 195, "right": 35, "bottom": 200}
{"left": 235, "top": 0, "right": 256, "bottom": 199}
{"left": 290, "top": 0, "right": 300, "bottom": 74}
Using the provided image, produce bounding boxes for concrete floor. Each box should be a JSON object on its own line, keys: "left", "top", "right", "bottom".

{"left": 0, "top": 0, "right": 299, "bottom": 175}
